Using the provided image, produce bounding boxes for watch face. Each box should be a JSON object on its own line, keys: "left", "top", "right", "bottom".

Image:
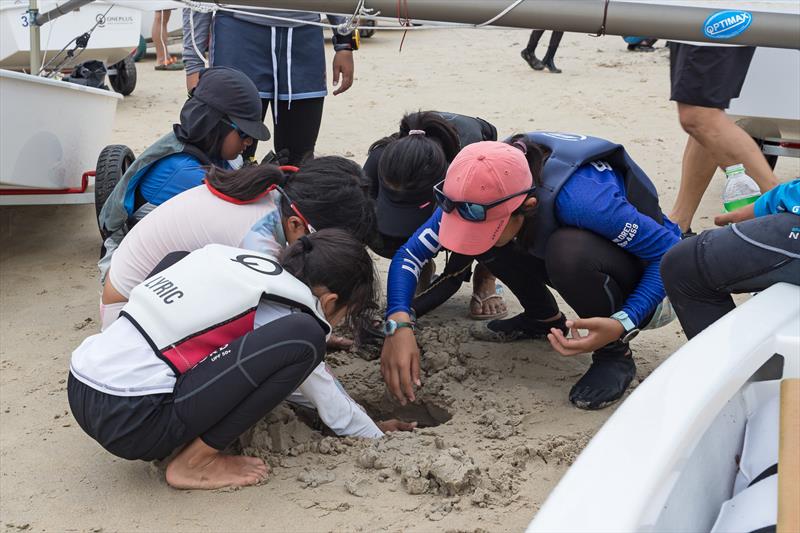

{"left": 383, "top": 320, "right": 397, "bottom": 336}
{"left": 622, "top": 329, "right": 640, "bottom": 344}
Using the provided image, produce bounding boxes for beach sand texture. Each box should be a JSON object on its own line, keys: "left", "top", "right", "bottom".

{"left": 1, "top": 28, "right": 797, "bottom": 532}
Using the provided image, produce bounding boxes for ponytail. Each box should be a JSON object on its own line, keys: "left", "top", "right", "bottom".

{"left": 205, "top": 164, "right": 287, "bottom": 203}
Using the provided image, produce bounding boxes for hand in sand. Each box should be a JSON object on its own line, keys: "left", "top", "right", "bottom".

{"left": 548, "top": 318, "right": 625, "bottom": 356}
{"left": 377, "top": 419, "right": 418, "bottom": 433}
{"left": 332, "top": 50, "right": 354, "bottom": 95}
{"left": 380, "top": 312, "right": 420, "bottom": 405}
{"left": 165, "top": 437, "right": 269, "bottom": 490}
{"left": 714, "top": 202, "right": 756, "bottom": 226}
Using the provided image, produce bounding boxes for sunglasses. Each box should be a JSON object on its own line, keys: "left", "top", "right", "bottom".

{"left": 273, "top": 184, "right": 316, "bottom": 233}
{"left": 222, "top": 119, "right": 251, "bottom": 141}
{"left": 433, "top": 180, "right": 536, "bottom": 222}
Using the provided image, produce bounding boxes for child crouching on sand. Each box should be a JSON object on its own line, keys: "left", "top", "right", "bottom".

{"left": 68, "top": 230, "right": 413, "bottom": 490}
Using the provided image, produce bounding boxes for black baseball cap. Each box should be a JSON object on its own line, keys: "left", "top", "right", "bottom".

{"left": 376, "top": 177, "right": 437, "bottom": 237}
{"left": 192, "top": 66, "right": 270, "bottom": 141}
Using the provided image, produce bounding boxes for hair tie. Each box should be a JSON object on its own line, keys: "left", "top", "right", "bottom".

{"left": 299, "top": 235, "right": 313, "bottom": 253}
{"left": 513, "top": 140, "right": 528, "bottom": 154}
{"left": 408, "top": 129, "right": 426, "bottom": 136}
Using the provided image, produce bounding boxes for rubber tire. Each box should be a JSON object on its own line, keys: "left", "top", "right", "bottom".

{"left": 95, "top": 145, "right": 135, "bottom": 239}
{"left": 133, "top": 35, "right": 147, "bottom": 62}
{"left": 109, "top": 55, "right": 137, "bottom": 96}
{"left": 359, "top": 19, "right": 376, "bottom": 39}
{"left": 751, "top": 137, "right": 779, "bottom": 170}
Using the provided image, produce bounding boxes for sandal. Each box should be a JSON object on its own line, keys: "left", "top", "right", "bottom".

{"left": 155, "top": 62, "right": 184, "bottom": 71}
{"left": 469, "top": 284, "right": 508, "bottom": 320}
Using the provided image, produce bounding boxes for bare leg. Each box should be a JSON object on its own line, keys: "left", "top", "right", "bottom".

{"left": 669, "top": 136, "right": 717, "bottom": 232}
{"left": 152, "top": 11, "right": 167, "bottom": 65}
{"left": 165, "top": 437, "right": 268, "bottom": 490}
{"left": 470, "top": 263, "right": 508, "bottom": 318}
{"left": 671, "top": 103, "right": 780, "bottom": 231}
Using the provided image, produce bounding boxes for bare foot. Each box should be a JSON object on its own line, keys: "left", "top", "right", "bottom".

{"left": 165, "top": 438, "right": 269, "bottom": 490}
{"left": 470, "top": 264, "right": 507, "bottom": 319}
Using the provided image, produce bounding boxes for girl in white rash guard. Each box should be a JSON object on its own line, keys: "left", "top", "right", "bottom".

{"left": 70, "top": 230, "right": 414, "bottom": 490}
{"left": 100, "top": 158, "right": 376, "bottom": 330}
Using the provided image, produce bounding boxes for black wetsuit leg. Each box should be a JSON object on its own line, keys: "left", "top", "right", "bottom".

{"left": 662, "top": 213, "right": 800, "bottom": 339}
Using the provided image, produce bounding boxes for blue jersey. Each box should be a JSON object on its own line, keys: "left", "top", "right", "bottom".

{"left": 386, "top": 162, "right": 681, "bottom": 326}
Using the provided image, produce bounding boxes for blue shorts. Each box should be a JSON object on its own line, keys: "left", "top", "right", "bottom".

{"left": 211, "top": 13, "right": 327, "bottom": 101}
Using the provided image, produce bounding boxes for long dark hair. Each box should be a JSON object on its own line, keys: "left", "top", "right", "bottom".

{"left": 281, "top": 229, "right": 379, "bottom": 331}
{"left": 505, "top": 134, "right": 549, "bottom": 248}
{"left": 205, "top": 157, "right": 377, "bottom": 244}
{"left": 370, "top": 111, "right": 460, "bottom": 192}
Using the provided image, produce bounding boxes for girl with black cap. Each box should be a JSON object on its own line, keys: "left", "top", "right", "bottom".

{"left": 365, "top": 111, "right": 508, "bottom": 321}
{"left": 70, "top": 230, "right": 414, "bottom": 491}
{"left": 98, "top": 66, "right": 270, "bottom": 270}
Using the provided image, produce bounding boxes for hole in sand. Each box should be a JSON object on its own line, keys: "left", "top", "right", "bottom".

{"left": 371, "top": 400, "right": 453, "bottom": 429}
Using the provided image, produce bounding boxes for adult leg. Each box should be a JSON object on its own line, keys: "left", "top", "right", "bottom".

{"left": 546, "top": 228, "right": 644, "bottom": 409}
{"left": 661, "top": 213, "right": 800, "bottom": 340}
{"left": 542, "top": 31, "right": 564, "bottom": 73}
{"left": 669, "top": 135, "right": 718, "bottom": 233}
{"left": 471, "top": 240, "right": 565, "bottom": 341}
{"left": 272, "top": 98, "right": 325, "bottom": 166}
{"left": 153, "top": 11, "right": 167, "bottom": 66}
{"left": 166, "top": 313, "right": 326, "bottom": 489}
{"left": 521, "top": 30, "right": 545, "bottom": 70}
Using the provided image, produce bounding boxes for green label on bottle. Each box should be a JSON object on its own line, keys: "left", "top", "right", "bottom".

{"left": 723, "top": 195, "right": 759, "bottom": 212}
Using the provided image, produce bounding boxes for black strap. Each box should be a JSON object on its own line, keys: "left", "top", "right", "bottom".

{"left": 748, "top": 463, "right": 778, "bottom": 488}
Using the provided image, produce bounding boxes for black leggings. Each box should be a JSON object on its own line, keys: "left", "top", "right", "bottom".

{"left": 478, "top": 227, "right": 644, "bottom": 322}
{"left": 661, "top": 213, "right": 800, "bottom": 339}
{"left": 243, "top": 97, "right": 325, "bottom": 165}
{"left": 526, "top": 30, "right": 564, "bottom": 59}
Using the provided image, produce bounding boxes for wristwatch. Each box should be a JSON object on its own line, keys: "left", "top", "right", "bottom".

{"left": 332, "top": 30, "right": 360, "bottom": 51}
{"left": 383, "top": 319, "right": 415, "bottom": 337}
{"left": 611, "top": 311, "right": 640, "bottom": 343}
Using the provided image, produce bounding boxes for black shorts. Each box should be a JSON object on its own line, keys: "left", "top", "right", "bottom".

{"left": 668, "top": 42, "right": 755, "bottom": 109}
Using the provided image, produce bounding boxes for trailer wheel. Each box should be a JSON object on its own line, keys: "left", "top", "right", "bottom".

{"left": 109, "top": 55, "right": 137, "bottom": 96}
{"left": 752, "top": 137, "right": 779, "bottom": 170}
{"left": 359, "top": 19, "right": 376, "bottom": 39}
{"left": 95, "top": 145, "right": 135, "bottom": 239}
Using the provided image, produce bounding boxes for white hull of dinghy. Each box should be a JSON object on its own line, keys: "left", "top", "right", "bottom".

{"left": 528, "top": 282, "right": 800, "bottom": 533}
{"left": 0, "top": 1, "right": 141, "bottom": 72}
{"left": 0, "top": 69, "right": 121, "bottom": 201}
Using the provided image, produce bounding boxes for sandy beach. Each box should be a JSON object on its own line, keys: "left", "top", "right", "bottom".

{"left": 1, "top": 27, "right": 797, "bottom": 532}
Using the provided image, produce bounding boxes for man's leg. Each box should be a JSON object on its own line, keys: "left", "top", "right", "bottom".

{"left": 662, "top": 213, "right": 800, "bottom": 339}
{"left": 670, "top": 135, "right": 718, "bottom": 232}
{"left": 273, "top": 98, "right": 325, "bottom": 166}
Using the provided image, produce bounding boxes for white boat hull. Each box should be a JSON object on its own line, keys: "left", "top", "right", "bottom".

{"left": 0, "top": 69, "right": 121, "bottom": 193}
{"left": 528, "top": 283, "right": 800, "bottom": 533}
{"left": 0, "top": 1, "right": 141, "bottom": 71}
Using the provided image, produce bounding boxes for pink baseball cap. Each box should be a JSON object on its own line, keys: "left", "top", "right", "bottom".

{"left": 439, "top": 141, "right": 533, "bottom": 256}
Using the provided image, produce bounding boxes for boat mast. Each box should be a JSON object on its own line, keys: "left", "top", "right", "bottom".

{"left": 218, "top": 0, "right": 800, "bottom": 49}
{"left": 28, "top": 0, "right": 40, "bottom": 74}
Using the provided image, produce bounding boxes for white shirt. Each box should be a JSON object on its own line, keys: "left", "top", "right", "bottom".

{"left": 70, "top": 301, "right": 383, "bottom": 439}
{"left": 108, "top": 185, "right": 285, "bottom": 299}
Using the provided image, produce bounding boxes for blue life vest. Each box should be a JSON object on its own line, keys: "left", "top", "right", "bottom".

{"left": 519, "top": 132, "right": 665, "bottom": 258}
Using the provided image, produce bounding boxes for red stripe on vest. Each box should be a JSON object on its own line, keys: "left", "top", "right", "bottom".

{"left": 162, "top": 311, "right": 256, "bottom": 373}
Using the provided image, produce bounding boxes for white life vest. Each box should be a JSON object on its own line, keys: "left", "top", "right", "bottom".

{"left": 121, "top": 244, "right": 330, "bottom": 374}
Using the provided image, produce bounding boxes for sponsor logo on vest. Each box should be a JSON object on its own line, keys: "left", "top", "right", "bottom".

{"left": 790, "top": 226, "right": 800, "bottom": 240}
{"left": 231, "top": 254, "right": 283, "bottom": 276}
{"left": 541, "top": 132, "right": 587, "bottom": 142}
{"left": 703, "top": 10, "right": 752, "bottom": 40}
{"left": 144, "top": 276, "right": 184, "bottom": 304}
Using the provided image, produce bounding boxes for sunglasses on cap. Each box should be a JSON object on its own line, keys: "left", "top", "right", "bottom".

{"left": 222, "top": 118, "right": 251, "bottom": 141}
{"left": 433, "top": 180, "right": 536, "bottom": 222}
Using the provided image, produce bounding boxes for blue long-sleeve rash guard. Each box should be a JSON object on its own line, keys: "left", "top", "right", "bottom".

{"left": 386, "top": 162, "right": 681, "bottom": 326}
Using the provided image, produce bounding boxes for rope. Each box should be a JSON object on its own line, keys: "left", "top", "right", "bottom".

{"left": 589, "top": 0, "right": 611, "bottom": 37}
{"left": 188, "top": 8, "right": 209, "bottom": 68}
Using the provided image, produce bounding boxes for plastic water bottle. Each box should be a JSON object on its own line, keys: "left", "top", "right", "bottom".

{"left": 722, "top": 164, "right": 761, "bottom": 212}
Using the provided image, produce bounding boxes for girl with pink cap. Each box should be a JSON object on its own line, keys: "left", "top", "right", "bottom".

{"left": 381, "top": 133, "right": 681, "bottom": 410}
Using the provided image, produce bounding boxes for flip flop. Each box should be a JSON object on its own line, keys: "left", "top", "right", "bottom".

{"left": 469, "top": 284, "right": 508, "bottom": 320}
{"left": 155, "top": 62, "right": 184, "bottom": 71}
